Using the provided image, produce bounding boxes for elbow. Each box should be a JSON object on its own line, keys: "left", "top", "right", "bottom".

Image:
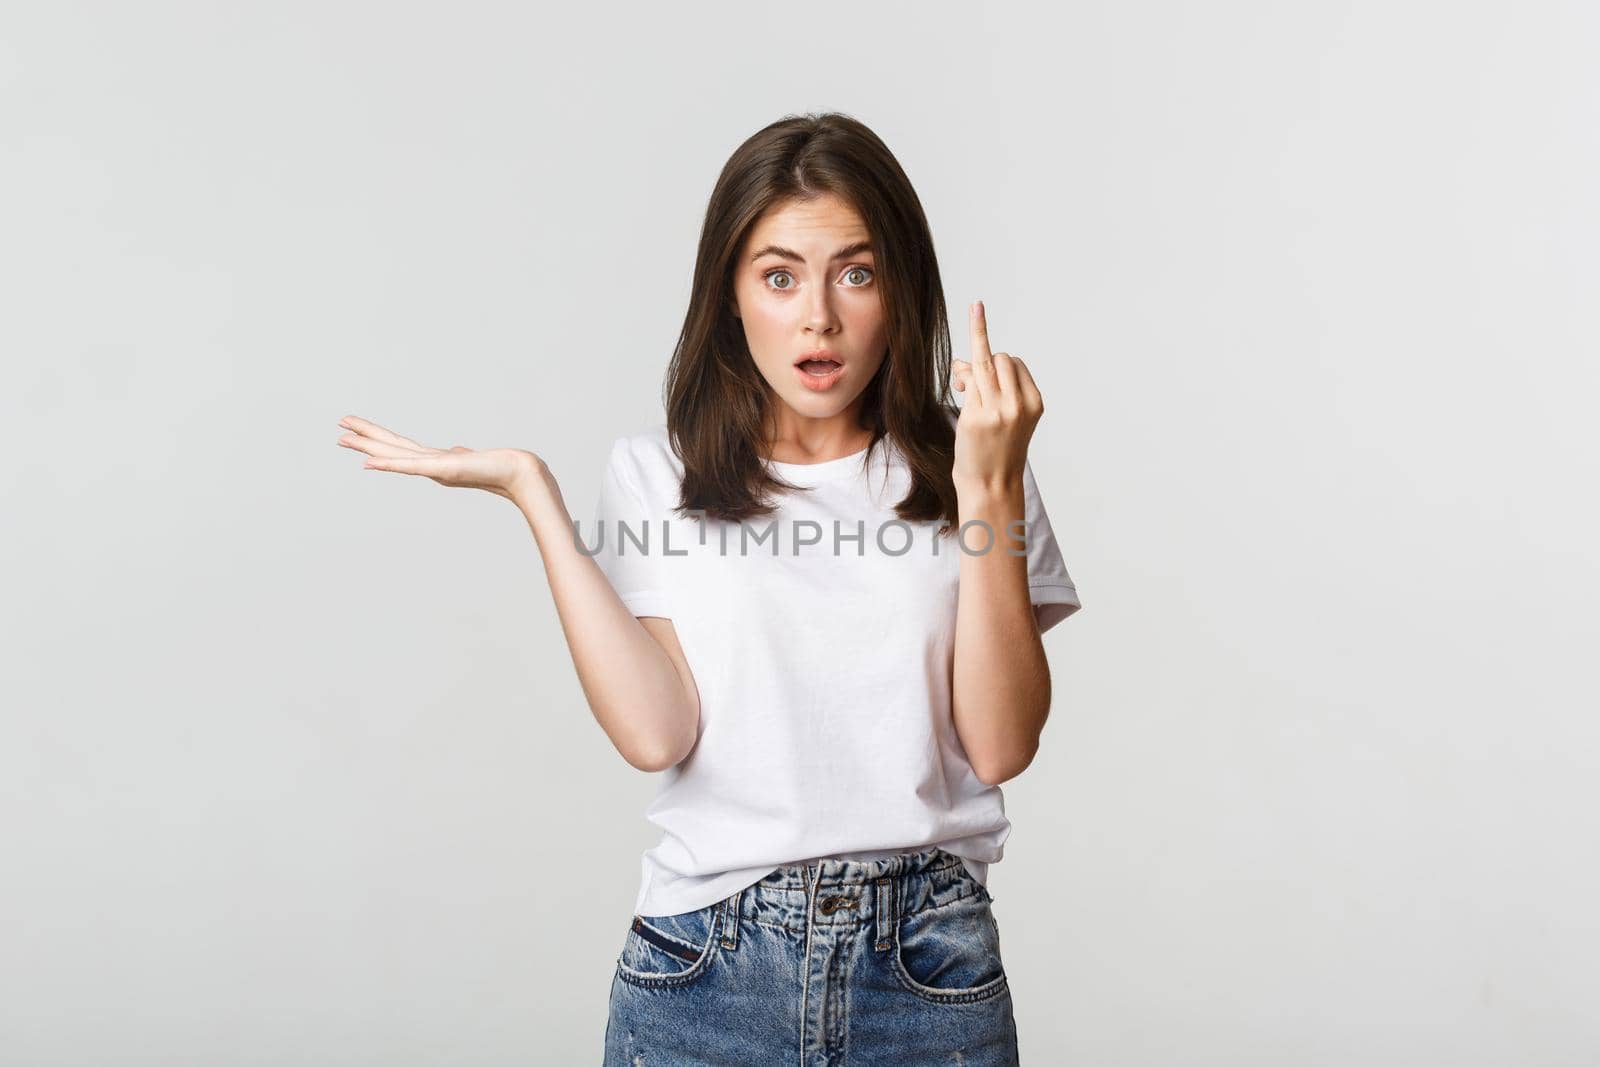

{"left": 623, "top": 720, "right": 699, "bottom": 774}
{"left": 972, "top": 736, "right": 1041, "bottom": 787}
{"left": 627, "top": 748, "right": 675, "bottom": 774}
{"left": 973, "top": 753, "right": 1027, "bottom": 788}
{"left": 624, "top": 736, "right": 683, "bottom": 773}
{"left": 610, "top": 677, "right": 702, "bottom": 773}
{"left": 967, "top": 697, "right": 1050, "bottom": 787}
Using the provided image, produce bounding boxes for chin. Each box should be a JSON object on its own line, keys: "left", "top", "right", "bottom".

{"left": 783, "top": 389, "right": 858, "bottom": 415}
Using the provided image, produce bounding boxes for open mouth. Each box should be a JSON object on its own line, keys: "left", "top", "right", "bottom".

{"left": 797, "top": 359, "right": 842, "bottom": 376}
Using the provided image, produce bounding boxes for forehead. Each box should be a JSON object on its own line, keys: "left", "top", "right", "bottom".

{"left": 743, "top": 193, "right": 869, "bottom": 249}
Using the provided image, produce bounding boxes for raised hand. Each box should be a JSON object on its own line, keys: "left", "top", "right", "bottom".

{"left": 335, "top": 415, "right": 548, "bottom": 503}
{"left": 949, "top": 300, "right": 1043, "bottom": 491}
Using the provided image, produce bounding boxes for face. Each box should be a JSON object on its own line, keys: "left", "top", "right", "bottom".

{"left": 730, "top": 193, "right": 889, "bottom": 445}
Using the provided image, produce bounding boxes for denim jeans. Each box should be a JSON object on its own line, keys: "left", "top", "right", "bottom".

{"left": 604, "top": 846, "right": 1021, "bottom": 1065}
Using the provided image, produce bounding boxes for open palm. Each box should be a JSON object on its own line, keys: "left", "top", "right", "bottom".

{"left": 335, "top": 414, "right": 542, "bottom": 502}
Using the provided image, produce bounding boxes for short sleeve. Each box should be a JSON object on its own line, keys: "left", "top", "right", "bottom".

{"left": 593, "top": 437, "right": 673, "bottom": 619}
{"left": 1020, "top": 456, "right": 1082, "bottom": 634}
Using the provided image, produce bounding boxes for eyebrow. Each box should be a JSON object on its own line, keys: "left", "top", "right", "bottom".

{"left": 748, "top": 240, "right": 874, "bottom": 264}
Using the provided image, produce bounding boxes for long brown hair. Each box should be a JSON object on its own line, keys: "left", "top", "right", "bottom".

{"left": 663, "top": 110, "right": 961, "bottom": 534}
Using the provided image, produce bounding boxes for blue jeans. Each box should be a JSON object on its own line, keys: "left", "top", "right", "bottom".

{"left": 604, "top": 846, "right": 1021, "bottom": 1065}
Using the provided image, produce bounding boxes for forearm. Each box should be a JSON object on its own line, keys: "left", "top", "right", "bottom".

{"left": 950, "top": 474, "right": 1051, "bottom": 785}
{"left": 511, "top": 465, "right": 697, "bottom": 772}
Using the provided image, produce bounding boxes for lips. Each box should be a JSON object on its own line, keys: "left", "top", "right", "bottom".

{"left": 794, "top": 349, "right": 843, "bottom": 372}
{"left": 793, "top": 354, "right": 846, "bottom": 391}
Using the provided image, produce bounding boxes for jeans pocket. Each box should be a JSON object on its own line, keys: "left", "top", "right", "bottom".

{"left": 615, "top": 903, "right": 722, "bottom": 989}
{"left": 890, "top": 889, "right": 1009, "bottom": 1004}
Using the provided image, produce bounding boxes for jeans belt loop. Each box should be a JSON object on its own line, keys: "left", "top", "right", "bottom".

{"left": 720, "top": 886, "right": 743, "bottom": 951}
{"left": 873, "top": 876, "right": 893, "bottom": 952}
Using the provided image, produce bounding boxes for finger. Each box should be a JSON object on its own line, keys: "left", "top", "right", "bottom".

{"left": 338, "top": 415, "right": 434, "bottom": 453}
{"left": 966, "top": 302, "right": 994, "bottom": 408}
{"left": 951, "top": 358, "right": 970, "bottom": 394}
{"left": 991, "top": 353, "right": 1023, "bottom": 414}
{"left": 363, "top": 452, "right": 453, "bottom": 475}
{"left": 952, "top": 361, "right": 983, "bottom": 402}
{"left": 338, "top": 435, "right": 426, "bottom": 460}
{"left": 969, "top": 301, "right": 993, "bottom": 364}
{"left": 1010, "top": 356, "right": 1044, "bottom": 414}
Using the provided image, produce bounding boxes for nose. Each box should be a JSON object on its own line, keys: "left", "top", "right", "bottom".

{"left": 803, "top": 286, "right": 839, "bottom": 335}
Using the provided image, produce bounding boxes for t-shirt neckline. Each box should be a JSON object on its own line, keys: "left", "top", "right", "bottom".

{"left": 762, "top": 439, "right": 879, "bottom": 486}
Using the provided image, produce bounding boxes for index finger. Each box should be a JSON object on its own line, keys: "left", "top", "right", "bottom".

{"left": 339, "top": 414, "right": 431, "bottom": 452}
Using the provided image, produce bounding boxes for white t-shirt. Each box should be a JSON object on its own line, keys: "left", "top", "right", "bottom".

{"left": 591, "top": 419, "right": 1082, "bottom": 917}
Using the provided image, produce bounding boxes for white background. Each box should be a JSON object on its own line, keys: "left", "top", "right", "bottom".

{"left": 3, "top": 2, "right": 1596, "bottom": 1063}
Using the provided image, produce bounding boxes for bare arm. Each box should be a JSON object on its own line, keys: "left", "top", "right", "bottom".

{"left": 514, "top": 463, "right": 700, "bottom": 772}
{"left": 950, "top": 475, "right": 1050, "bottom": 786}
{"left": 947, "top": 299, "right": 1053, "bottom": 786}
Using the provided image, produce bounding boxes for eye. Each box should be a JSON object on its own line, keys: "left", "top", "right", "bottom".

{"left": 761, "top": 266, "right": 875, "bottom": 292}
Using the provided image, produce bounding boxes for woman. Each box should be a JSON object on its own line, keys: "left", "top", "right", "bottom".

{"left": 337, "top": 111, "right": 1081, "bottom": 1065}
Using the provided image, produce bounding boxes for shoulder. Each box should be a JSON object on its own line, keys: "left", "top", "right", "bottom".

{"left": 606, "top": 423, "right": 681, "bottom": 497}
{"left": 612, "top": 422, "right": 675, "bottom": 464}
